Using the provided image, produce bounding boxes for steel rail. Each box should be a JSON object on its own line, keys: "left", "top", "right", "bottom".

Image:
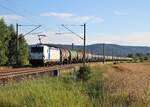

{"left": 0, "top": 63, "right": 84, "bottom": 80}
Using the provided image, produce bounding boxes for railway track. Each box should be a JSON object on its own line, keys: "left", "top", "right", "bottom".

{"left": 0, "top": 63, "right": 97, "bottom": 82}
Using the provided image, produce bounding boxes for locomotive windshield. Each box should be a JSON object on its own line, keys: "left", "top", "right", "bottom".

{"left": 31, "top": 47, "right": 43, "bottom": 53}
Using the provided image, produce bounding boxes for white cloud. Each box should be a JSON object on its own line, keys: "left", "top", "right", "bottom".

{"left": 87, "top": 32, "right": 150, "bottom": 46}
{"left": 42, "top": 12, "right": 104, "bottom": 23}
{"left": 26, "top": 31, "right": 84, "bottom": 45}
{"left": 43, "top": 12, "right": 73, "bottom": 18}
{"left": 26, "top": 31, "right": 150, "bottom": 46}
{"left": 113, "top": 10, "right": 128, "bottom": 16}
{"left": 0, "top": 15, "right": 24, "bottom": 23}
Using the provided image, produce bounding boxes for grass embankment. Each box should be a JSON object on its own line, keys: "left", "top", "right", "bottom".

{"left": 0, "top": 77, "right": 91, "bottom": 107}
{"left": 0, "top": 63, "right": 150, "bottom": 107}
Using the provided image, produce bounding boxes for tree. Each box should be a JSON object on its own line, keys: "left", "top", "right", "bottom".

{"left": 0, "top": 41, "right": 8, "bottom": 65}
{"left": 0, "top": 19, "right": 9, "bottom": 65}
{"left": 19, "top": 34, "right": 29, "bottom": 65}
{"left": 7, "top": 24, "right": 17, "bottom": 65}
{"left": 128, "top": 54, "right": 133, "bottom": 58}
{"left": 0, "top": 18, "right": 29, "bottom": 66}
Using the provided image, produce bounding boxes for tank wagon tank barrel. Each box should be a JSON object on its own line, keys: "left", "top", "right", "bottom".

{"left": 60, "top": 48, "right": 70, "bottom": 64}
{"left": 69, "top": 50, "right": 78, "bottom": 63}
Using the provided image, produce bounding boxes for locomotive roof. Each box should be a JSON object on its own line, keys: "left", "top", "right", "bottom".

{"left": 29, "top": 44, "right": 59, "bottom": 48}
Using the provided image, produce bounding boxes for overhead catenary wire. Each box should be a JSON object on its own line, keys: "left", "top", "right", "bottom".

{"left": 0, "top": 1, "right": 56, "bottom": 44}
{"left": 3, "top": 0, "right": 34, "bottom": 15}
{"left": 1, "top": 0, "right": 48, "bottom": 33}
{"left": 0, "top": 3, "right": 46, "bottom": 35}
{"left": 24, "top": 25, "right": 42, "bottom": 36}
{"left": 0, "top": 4, "right": 26, "bottom": 18}
{"left": 0, "top": 3, "right": 40, "bottom": 24}
{"left": 0, "top": 0, "right": 58, "bottom": 37}
{"left": 61, "top": 24, "right": 84, "bottom": 40}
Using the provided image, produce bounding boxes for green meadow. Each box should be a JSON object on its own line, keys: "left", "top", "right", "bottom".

{"left": 0, "top": 64, "right": 149, "bottom": 107}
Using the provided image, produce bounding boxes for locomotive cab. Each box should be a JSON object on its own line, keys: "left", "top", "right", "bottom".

{"left": 29, "top": 45, "right": 44, "bottom": 66}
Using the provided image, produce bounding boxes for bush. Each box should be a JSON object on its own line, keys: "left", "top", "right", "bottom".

{"left": 76, "top": 65, "right": 91, "bottom": 81}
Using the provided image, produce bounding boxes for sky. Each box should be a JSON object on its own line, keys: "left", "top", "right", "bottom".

{"left": 1, "top": 0, "right": 150, "bottom": 46}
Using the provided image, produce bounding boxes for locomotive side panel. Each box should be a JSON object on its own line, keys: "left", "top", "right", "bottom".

{"left": 49, "top": 47, "right": 61, "bottom": 62}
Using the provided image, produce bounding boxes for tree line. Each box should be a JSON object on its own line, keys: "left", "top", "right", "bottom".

{"left": 128, "top": 53, "right": 150, "bottom": 62}
{"left": 0, "top": 19, "right": 28, "bottom": 66}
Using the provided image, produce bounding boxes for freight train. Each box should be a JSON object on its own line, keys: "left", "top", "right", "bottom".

{"left": 29, "top": 44, "right": 132, "bottom": 66}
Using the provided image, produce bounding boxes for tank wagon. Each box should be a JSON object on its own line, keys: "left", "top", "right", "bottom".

{"left": 69, "top": 50, "right": 78, "bottom": 63}
{"left": 77, "top": 51, "right": 83, "bottom": 62}
{"left": 87, "top": 53, "right": 92, "bottom": 62}
{"left": 60, "top": 48, "right": 70, "bottom": 64}
{"left": 29, "top": 44, "right": 132, "bottom": 66}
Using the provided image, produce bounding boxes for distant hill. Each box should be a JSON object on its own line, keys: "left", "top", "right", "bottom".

{"left": 44, "top": 43, "right": 150, "bottom": 57}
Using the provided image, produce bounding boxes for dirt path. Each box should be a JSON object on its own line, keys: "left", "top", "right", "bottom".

{"left": 104, "top": 63, "right": 150, "bottom": 101}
